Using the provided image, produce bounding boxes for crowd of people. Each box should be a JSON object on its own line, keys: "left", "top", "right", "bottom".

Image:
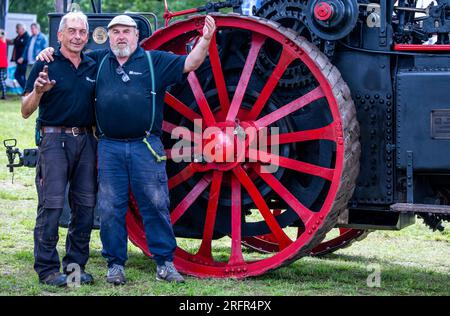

{"left": 0, "top": 22, "right": 48, "bottom": 100}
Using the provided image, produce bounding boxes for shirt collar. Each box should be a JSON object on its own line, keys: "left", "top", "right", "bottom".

{"left": 54, "top": 47, "right": 96, "bottom": 67}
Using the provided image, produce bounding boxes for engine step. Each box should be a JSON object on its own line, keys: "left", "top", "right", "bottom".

{"left": 390, "top": 203, "right": 450, "bottom": 214}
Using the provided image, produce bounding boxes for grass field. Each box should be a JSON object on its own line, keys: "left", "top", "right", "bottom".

{"left": 0, "top": 96, "right": 449, "bottom": 296}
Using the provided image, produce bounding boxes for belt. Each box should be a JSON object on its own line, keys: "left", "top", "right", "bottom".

{"left": 100, "top": 135, "right": 146, "bottom": 142}
{"left": 41, "top": 126, "right": 93, "bottom": 136}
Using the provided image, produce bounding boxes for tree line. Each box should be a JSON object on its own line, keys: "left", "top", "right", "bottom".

{"left": 8, "top": 0, "right": 208, "bottom": 33}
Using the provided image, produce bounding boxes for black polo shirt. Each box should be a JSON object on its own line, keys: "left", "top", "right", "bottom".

{"left": 25, "top": 49, "right": 97, "bottom": 127}
{"left": 93, "top": 47, "right": 187, "bottom": 139}
{"left": 11, "top": 32, "right": 29, "bottom": 62}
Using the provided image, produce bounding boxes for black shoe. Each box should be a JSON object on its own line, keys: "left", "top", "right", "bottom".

{"left": 80, "top": 272, "right": 94, "bottom": 285}
{"left": 63, "top": 266, "right": 94, "bottom": 285}
{"left": 39, "top": 272, "right": 67, "bottom": 287}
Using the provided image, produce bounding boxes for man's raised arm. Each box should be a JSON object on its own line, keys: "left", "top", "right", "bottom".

{"left": 183, "top": 15, "right": 216, "bottom": 73}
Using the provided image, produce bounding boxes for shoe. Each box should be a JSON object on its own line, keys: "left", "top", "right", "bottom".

{"left": 80, "top": 271, "right": 94, "bottom": 285}
{"left": 106, "top": 264, "right": 126, "bottom": 285}
{"left": 63, "top": 266, "right": 94, "bottom": 285}
{"left": 39, "top": 272, "right": 67, "bottom": 287}
{"left": 156, "top": 261, "right": 185, "bottom": 283}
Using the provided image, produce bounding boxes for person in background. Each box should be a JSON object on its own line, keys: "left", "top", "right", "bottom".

{"left": 23, "top": 23, "right": 48, "bottom": 78}
{"left": 8, "top": 23, "right": 29, "bottom": 89}
{"left": 0, "top": 29, "right": 7, "bottom": 100}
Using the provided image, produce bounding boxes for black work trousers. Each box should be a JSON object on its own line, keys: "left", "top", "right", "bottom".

{"left": 33, "top": 132, "right": 97, "bottom": 280}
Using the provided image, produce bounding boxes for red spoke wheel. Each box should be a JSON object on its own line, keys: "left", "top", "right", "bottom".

{"left": 242, "top": 223, "right": 369, "bottom": 256}
{"left": 125, "top": 14, "right": 360, "bottom": 278}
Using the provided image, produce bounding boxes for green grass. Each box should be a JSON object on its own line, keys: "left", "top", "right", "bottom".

{"left": 0, "top": 96, "right": 449, "bottom": 296}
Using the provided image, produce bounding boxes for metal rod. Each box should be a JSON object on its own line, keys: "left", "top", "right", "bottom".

{"left": 359, "top": 3, "right": 428, "bottom": 14}
{"left": 96, "top": 0, "right": 102, "bottom": 13}
{"left": 90, "top": 0, "right": 97, "bottom": 13}
{"left": 394, "top": 6, "right": 428, "bottom": 14}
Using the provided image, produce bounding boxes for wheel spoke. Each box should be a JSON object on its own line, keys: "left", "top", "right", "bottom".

{"left": 276, "top": 123, "right": 337, "bottom": 145}
{"left": 247, "top": 48, "right": 297, "bottom": 120}
{"left": 197, "top": 171, "right": 223, "bottom": 260}
{"left": 226, "top": 33, "right": 266, "bottom": 122}
{"left": 233, "top": 165, "right": 292, "bottom": 250}
{"left": 188, "top": 72, "right": 216, "bottom": 127}
{"left": 247, "top": 150, "right": 335, "bottom": 181}
{"left": 229, "top": 174, "right": 245, "bottom": 265}
{"left": 208, "top": 33, "right": 231, "bottom": 115}
{"left": 255, "top": 86, "right": 325, "bottom": 128}
{"left": 168, "top": 163, "right": 197, "bottom": 190}
{"left": 162, "top": 120, "right": 200, "bottom": 146}
{"left": 165, "top": 92, "right": 202, "bottom": 123}
{"left": 171, "top": 174, "right": 212, "bottom": 225}
{"left": 251, "top": 164, "right": 314, "bottom": 224}
{"left": 166, "top": 148, "right": 195, "bottom": 161}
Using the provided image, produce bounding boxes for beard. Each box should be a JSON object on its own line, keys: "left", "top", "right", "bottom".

{"left": 111, "top": 43, "right": 132, "bottom": 57}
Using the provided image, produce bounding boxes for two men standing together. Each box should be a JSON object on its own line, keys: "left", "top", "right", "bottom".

{"left": 22, "top": 11, "right": 216, "bottom": 286}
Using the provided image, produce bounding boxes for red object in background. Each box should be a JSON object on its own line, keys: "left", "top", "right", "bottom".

{"left": 394, "top": 44, "right": 450, "bottom": 52}
{"left": 0, "top": 39, "right": 8, "bottom": 68}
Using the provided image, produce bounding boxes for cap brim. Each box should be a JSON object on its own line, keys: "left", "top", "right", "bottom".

{"left": 107, "top": 23, "right": 137, "bottom": 29}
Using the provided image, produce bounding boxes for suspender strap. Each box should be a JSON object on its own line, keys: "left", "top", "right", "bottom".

{"left": 145, "top": 50, "right": 156, "bottom": 135}
{"left": 143, "top": 51, "right": 166, "bottom": 162}
{"left": 94, "top": 54, "right": 109, "bottom": 137}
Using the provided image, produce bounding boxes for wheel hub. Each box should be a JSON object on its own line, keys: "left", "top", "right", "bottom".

{"left": 197, "top": 120, "right": 257, "bottom": 171}
{"left": 314, "top": 2, "right": 334, "bottom": 21}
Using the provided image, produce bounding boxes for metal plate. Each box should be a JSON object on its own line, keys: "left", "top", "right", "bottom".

{"left": 431, "top": 109, "right": 450, "bottom": 140}
{"left": 396, "top": 70, "right": 450, "bottom": 171}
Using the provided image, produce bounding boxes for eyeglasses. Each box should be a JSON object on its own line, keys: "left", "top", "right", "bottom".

{"left": 116, "top": 66, "right": 130, "bottom": 82}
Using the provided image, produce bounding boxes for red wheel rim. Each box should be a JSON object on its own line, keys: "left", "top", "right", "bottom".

{"left": 310, "top": 228, "right": 366, "bottom": 256}
{"left": 242, "top": 225, "right": 367, "bottom": 256}
{"left": 125, "top": 14, "right": 349, "bottom": 278}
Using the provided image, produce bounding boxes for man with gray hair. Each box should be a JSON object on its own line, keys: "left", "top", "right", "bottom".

{"left": 38, "top": 13, "right": 216, "bottom": 284}
{"left": 22, "top": 11, "right": 97, "bottom": 286}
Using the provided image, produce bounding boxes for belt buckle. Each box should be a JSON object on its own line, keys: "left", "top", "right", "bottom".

{"left": 71, "top": 127, "right": 80, "bottom": 137}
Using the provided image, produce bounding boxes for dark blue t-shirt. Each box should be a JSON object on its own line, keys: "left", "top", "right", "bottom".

{"left": 24, "top": 49, "right": 97, "bottom": 127}
{"left": 92, "top": 47, "right": 187, "bottom": 139}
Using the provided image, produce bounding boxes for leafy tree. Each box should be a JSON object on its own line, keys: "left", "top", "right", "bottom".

{"left": 8, "top": 0, "right": 210, "bottom": 34}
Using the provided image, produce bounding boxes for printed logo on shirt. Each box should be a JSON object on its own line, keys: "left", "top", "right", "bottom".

{"left": 129, "top": 71, "right": 143, "bottom": 76}
{"left": 85, "top": 76, "right": 96, "bottom": 83}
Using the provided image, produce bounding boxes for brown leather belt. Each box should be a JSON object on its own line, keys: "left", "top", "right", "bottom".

{"left": 41, "top": 126, "right": 93, "bottom": 136}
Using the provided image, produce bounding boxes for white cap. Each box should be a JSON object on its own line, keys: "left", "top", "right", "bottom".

{"left": 107, "top": 15, "right": 137, "bottom": 29}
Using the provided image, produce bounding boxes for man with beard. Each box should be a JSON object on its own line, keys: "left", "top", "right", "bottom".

{"left": 38, "top": 14, "right": 216, "bottom": 284}
{"left": 95, "top": 15, "right": 215, "bottom": 284}
{"left": 22, "top": 11, "right": 97, "bottom": 286}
